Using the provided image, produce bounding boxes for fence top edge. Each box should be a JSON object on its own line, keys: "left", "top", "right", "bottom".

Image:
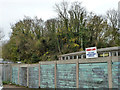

{"left": 39, "top": 57, "right": 112, "bottom": 64}
{"left": 59, "top": 46, "right": 120, "bottom": 57}
{"left": 9, "top": 56, "right": 119, "bottom": 66}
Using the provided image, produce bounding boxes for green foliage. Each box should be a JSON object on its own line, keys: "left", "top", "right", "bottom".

{"left": 2, "top": 1, "right": 120, "bottom": 63}
{"left": 2, "top": 81, "right": 11, "bottom": 85}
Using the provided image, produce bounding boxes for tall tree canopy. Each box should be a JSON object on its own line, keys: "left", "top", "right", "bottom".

{"left": 2, "top": 1, "right": 120, "bottom": 63}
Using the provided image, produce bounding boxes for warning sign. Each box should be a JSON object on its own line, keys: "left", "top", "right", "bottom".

{"left": 86, "top": 47, "right": 98, "bottom": 58}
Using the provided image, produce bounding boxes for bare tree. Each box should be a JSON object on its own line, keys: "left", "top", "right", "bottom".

{"left": 106, "top": 9, "right": 119, "bottom": 46}
{"left": 0, "top": 28, "right": 4, "bottom": 41}
{"left": 107, "top": 9, "right": 118, "bottom": 28}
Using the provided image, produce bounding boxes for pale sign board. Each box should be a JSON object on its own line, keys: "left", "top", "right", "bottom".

{"left": 86, "top": 47, "right": 98, "bottom": 58}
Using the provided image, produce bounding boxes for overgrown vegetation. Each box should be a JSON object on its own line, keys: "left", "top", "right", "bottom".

{"left": 2, "top": 81, "right": 11, "bottom": 85}
{"left": 2, "top": 1, "right": 120, "bottom": 63}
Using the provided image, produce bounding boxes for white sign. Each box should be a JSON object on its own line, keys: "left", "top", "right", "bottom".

{"left": 86, "top": 47, "right": 98, "bottom": 58}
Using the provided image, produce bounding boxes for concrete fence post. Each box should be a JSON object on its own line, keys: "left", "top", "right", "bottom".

{"left": 39, "top": 63, "right": 41, "bottom": 88}
{"left": 108, "top": 57, "right": 112, "bottom": 88}
{"left": 27, "top": 65, "right": 29, "bottom": 87}
{"left": 54, "top": 62, "right": 57, "bottom": 88}
{"left": 10, "top": 64, "right": 12, "bottom": 82}
{"left": 76, "top": 60, "right": 79, "bottom": 88}
{"left": 18, "top": 65, "right": 20, "bottom": 84}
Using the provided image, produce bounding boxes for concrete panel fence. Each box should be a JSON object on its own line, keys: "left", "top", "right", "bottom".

{"left": 2, "top": 56, "right": 120, "bottom": 88}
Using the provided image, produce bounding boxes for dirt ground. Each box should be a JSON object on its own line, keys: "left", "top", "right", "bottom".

{"left": 3, "top": 85, "right": 25, "bottom": 88}
{"left": 3, "top": 85, "right": 47, "bottom": 90}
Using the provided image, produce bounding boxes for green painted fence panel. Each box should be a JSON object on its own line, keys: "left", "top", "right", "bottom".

{"left": 19, "top": 67, "right": 27, "bottom": 87}
{"left": 79, "top": 63, "right": 108, "bottom": 88}
{"left": 28, "top": 66, "right": 39, "bottom": 88}
{"left": 12, "top": 66, "right": 18, "bottom": 84}
{"left": 40, "top": 64, "right": 55, "bottom": 88}
{"left": 57, "top": 64, "right": 76, "bottom": 88}
{"left": 112, "top": 62, "right": 120, "bottom": 88}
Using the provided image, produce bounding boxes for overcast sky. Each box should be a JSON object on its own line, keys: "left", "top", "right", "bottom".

{"left": 0, "top": 0, "right": 119, "bottom": 40}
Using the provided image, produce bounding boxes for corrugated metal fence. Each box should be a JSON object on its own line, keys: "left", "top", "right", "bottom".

{"left": 2, "top": 56, "right": 120, "bottom": 88}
